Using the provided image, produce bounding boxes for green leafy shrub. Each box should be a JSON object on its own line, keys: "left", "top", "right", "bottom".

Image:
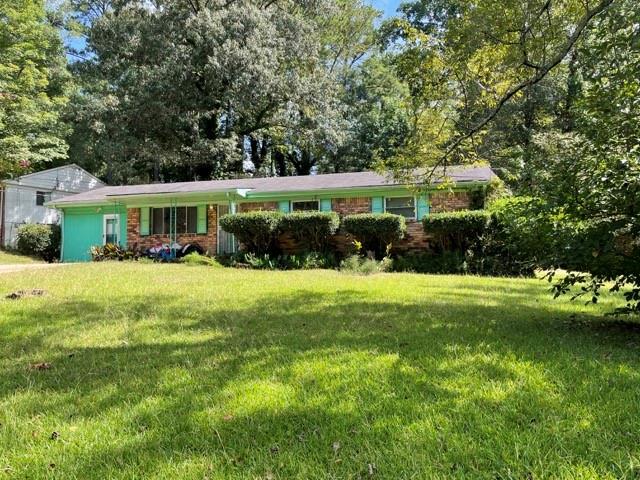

{"left": 219, "top": 211, "right": 283, "bottom": 255}
{"left": 219, "top": 251, "right": 337, "bottom": 270}
{"left": 15, "top": 223, "right": 61, "bottom": 262}
{"left": 180, "top": 252, "right": 223, "bottom": 267}
{"left": 90, "top": 243, "right": 137, "bottom": 261}
{"left": 423, "top": 210, "right": 490, "bottom": 252}
{"left": 342, "top": 213, "right": 406, "bottom": 258}
{"left": 279, "top": 211, "right": 340, "bottom": 252}
{"left": 339, "top": 254, "right": 392, "bottom": 275}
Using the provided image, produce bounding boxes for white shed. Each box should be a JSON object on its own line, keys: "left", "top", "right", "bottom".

{"left": 0, "top": 164, "right": 105, "bottom": 247}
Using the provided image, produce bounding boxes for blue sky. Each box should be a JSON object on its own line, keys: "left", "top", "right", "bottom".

{"left": 368, "top": 0, "right": 401, "bottom": 18}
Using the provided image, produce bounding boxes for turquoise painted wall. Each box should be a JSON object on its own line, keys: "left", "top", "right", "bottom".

{"left": 61, "top": 206, "right": 127, "bottom": 262}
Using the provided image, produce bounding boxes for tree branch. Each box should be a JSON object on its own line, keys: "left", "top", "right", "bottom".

{"left": 439, "top": 0, "right": 615, "bottom": 164}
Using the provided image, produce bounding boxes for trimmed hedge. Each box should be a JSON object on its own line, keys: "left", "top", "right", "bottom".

{"left": 15, "top": 223, "right": 61, "bottom": 262}
{"left": 219, "top": 211, "right": 283, "bottom": 255}
{"left": 279, "top": 211, "right": 340, "bottom": 252}
{"left": 342, "top": 213, "right": 406, "bottom": 258}
{"left": 423, "top": 210, "right": 490, "bottom": 252}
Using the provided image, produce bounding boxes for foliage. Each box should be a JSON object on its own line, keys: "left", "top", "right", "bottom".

{"left": 220, "top": 251, "right": 337, "bottom": 270}
{"left": 279, "top": 211, "right": 340, "bottom": 252}
{"left": 90, "top": 243, "right": 136, "bottom": 261}
{"left": 219, "top": 211, "right": 283, "bottom": 255}
{"left": 180, "top": 252, "right": 223, "bottom": 268}
{"left": 15, "top": 223, "right": 60, "bottom": 262}
{"left": 339, "top": 254, "right": 392, "bottom": 275}
{"left": 0, "top": 0, "right": 71, "bottom": 177}
{"left": 342, "top": 213, "right": 406, "bottom": 258}
{"left": 423, "top": 210, "right": 490, "bottom": 252}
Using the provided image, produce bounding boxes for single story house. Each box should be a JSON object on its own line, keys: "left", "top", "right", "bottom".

{"left": 47, "top": 166, "right": 495, "bottom": 262}
{"left": 0, "top": 164, "right": 105, "bottom": 247}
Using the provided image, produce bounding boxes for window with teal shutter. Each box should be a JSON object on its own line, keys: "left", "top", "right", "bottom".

{"left": 320, "top": 198, "right": 332, "bottom": 212}
{"left": 416, "top": 195, "right": 429, "bottom": 220}
{"left": 140, "top": 207, "right": 150, "bottom": 236}
{"left": 278, "top": 201, "right": 290, "bottom": 213}
{"left": 196, "top": 205, "right": 207, "bottom": 234}
{"left": 371, "top": 197, "right": 384, "bottom": 214}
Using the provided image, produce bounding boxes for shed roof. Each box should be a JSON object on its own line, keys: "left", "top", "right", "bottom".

{"left": 49, "top": 165, "right": 495, "bottom": 206}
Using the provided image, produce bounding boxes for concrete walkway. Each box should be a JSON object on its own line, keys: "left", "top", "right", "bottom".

{"left": 0, "top": 263, "right": 70, "bottom": 274}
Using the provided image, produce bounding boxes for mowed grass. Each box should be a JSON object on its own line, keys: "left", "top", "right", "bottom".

{"left": 0, "top": 249, "right": 40, "bottom": 264}
{"left": 0, "top": 264, "right": 639, "bottom": 479}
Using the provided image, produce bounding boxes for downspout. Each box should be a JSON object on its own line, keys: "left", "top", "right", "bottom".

{"left": 0, "top": 184, "right": 5, "bottom": 247}
{"left": 59, "top": 209, "right": 65, "bottom": 262}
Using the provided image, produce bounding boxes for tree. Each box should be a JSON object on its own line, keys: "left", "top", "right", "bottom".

{"left": 65, "top": 0, "right": 341, "bottom": 183}
{"left": 0, "top": 0, "right": 71, "bottom": 178}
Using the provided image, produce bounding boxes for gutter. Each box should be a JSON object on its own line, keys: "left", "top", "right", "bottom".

{"left": 0, "top": 183, "right": 5, "bottom": 247}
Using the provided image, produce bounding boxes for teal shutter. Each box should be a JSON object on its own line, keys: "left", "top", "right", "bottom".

{"left": 416, "top": 195, "right": 429, "bottom": 220}
{"left": 371, "top": 197, "right": 384, "bottom": 214}
{"left": 140, "top": 207, "right": 150, "bottom": 236}
{"left": 278, "top": 201, "right": 290, "bottom": 213}
{"left": 320, "top": 198, "right": 332, "bottom": 212}
{"left": 196, "top": 205, "right": 207, "bottom": 234}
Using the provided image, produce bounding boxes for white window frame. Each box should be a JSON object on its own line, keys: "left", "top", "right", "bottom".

{"left": 290, "top": 199, "right": 320, "bottom": 212}
{"left": 384, "top": 195, "right": 417, "bottom": 220}
{"left": 103, "top": 214, "right": 120, "bottom": 245}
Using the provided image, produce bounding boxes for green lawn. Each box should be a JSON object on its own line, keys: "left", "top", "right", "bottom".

{"left": 0, "top": 249, "right": 41, "bottom": 264}
{"left": 0, "top": 264, "right": 638, "bottom": 479}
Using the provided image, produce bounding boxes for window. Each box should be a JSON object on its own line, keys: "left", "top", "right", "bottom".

{"left": 35, "top": 191, "right": 51, "bottom": 206}
{"left": 291, "top": 200, "right": 319, "bottom": 212}
{"left": 150, "top": 206, "right": 198, "bottom": 234}
{"left": 385, "top": 197, "right": 415, "bottom": 219}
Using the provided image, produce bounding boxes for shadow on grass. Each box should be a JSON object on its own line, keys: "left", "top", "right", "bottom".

{"left": 1, "top": 283, "right": 639, "bottom": 477}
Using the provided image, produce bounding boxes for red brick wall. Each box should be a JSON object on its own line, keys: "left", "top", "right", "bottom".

{"left": 332, "top": 197, "right": 371, "bottom": 215}
{"left": 127, "top": 207, "right": 218, "bottom": 255}
{"left": 430, "top": 191, "right": 472, "bottom": 213}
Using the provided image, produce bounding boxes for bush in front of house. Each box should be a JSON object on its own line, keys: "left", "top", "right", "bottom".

{"left": 219, "top": 211, "right": 283, "bottom": 255}
{"left": 15, "top": 223, "right": 61, "bottom": 262}
{"left": 342, "top": 213, "right": 406, "bottom": 258}
{"left": 180, "top": 252, "right": 223, "bottom": 267}
{"left": 279, "top": 211, "right": 340, "bottom": 252}
{"left": 90, "top": 243, "right": 137, "bottom": 261}
{"left": 392, "top": 251, "right": 468, "bottom": 274}
{"left": 219, "top": 251, "right": 338, "bottom": 270}
{"left": 423, "top": 210, "right": 491, "bottom": 253}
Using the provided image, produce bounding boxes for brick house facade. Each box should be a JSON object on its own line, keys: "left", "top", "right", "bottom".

{"left": 52, "top": 166, "right": 492, "bottom": 262}
{"left": 127, "top": 206, "right": 218, "bottom": 255}
{"left": 125, "top": 191, "right": 473, "bottom": 256}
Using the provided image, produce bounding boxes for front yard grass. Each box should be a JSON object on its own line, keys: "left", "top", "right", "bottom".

{"left": 0, "top": 263, "right": 638, "bottom": 479}
{"left": 0, "top": 249, "right": 41, "bottom": 264}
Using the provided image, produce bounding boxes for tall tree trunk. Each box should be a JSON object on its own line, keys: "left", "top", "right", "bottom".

{"left": 562, "top": 50, "right": 580, "bottom": 133}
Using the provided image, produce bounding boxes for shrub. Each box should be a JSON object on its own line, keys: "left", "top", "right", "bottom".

{"left": 90, "top": 243, "right": 136, "bottom": 261}
{"left": 339, "top": 254, "right": 392, "bottom": 275}
{"left": 423, "top": 210, "right": 490, "bottom": 252}
{"left": 15, "top": 223, "right": 60, "bottom": 262}
{"left": 219, "top": 211, "right": 282, "bottom": 255}
{"left": 180, "top": 252, "right": 223, "bottom": 267}
{"left": 279, "top": 211, "right": 340, "bottom": 252}
{"left": 219, "top": 251, "right": 337, "bottom": 270}
{"left": 342, "top": 213, "right": 406, "bottom": 258}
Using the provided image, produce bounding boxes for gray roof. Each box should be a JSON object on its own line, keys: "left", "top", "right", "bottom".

{"left": 50, "top": 165, "right": 495, "bottom": 206}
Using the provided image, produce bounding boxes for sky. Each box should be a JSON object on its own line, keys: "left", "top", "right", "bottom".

{"left": 368, "top": 0, "right": 401, "bottom": 18}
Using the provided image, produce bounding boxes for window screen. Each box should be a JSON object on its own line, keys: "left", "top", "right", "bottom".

{"left": 35, "top": 191, "right": 50, "bottom": 206}
{"left": 291, "top": 200, "right": 319, "bottom": 212}
{"left": 150, "top": 207, "right": 198, "bottom": 234}
{"left": 385, "top": 197, "right": 415, "bottom": 219}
